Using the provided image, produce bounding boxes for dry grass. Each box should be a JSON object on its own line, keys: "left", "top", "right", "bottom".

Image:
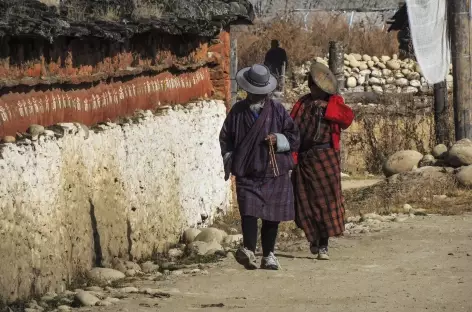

{"left": 237, "top": 14, "right": 398, "bottom": 69}
{"left": 131, "top": 0, "right": 162, "bottom": 20}
{"left": 344, "top": 174, "right": 472, "bottom": 217}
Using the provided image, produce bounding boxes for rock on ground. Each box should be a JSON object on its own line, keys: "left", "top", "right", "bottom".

{"left": 223, "top": 234, "right": 243, "bottom": 248}
{"left": 447, "top": 139, "right": 472, "bottom": 167}
{"left": 187, "top": 240, "right": 224, "bottom": 256}
{"left": 383, "top": 150, "right": 423, "bottom": 177}
{"left": 182, "top": 228, "right": 201, "bottom": 244}
{"left": 141, "top": 261, "right": 160, "bottom": 273}
{"left": 194, "top": 227, "right": 228, "bottom": 244}
{"left": 87, "top": 268, "right": 125, "bottom": 284}
{"left": 455, "top": 165, "right": 472, "bottom": 186}
{"left": 75, "top": 291, "right": 100, "bottom": 307}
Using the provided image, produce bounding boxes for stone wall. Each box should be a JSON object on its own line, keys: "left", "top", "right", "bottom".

{"left": 291, "top": 53, "right": 453, "bottom": 96}
{"left": 0, "top": 100, "right": 229, "bottom": 302}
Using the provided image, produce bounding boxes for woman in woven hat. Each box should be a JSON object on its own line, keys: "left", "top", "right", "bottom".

{"left": 219, "top": 64, "right": 300, "bottom": 270}
{"left": 290, "top": 62, "right": 354, "bottom": 260}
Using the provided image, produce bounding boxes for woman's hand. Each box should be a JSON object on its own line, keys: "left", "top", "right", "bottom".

{"left": 265, "top": 134, "right": 277, "bottom": 146}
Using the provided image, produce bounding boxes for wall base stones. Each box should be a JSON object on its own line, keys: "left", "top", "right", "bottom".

{"left": 0, "top": 100, "right": 229, "bottom": 303}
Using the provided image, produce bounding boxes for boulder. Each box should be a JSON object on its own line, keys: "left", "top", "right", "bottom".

{"left": 432, "top": 144, "right": 448, "bottom": 159}
{"left": 187, "top": 240, "right": 224, "bottom": 256}
{"left": 456, "top": 165, "right": 472, "bottom": 186}
{"left": 87, "top": 268, "right": 125, "bottom": 284}
{"left": 182, "top": 228, "right": 201, "bottom": 244}
{"left": 194, "top": 227, "right": 227, "bottom": 243}
{"left": 446, "top": 139, "right": 472, "bottom": 167}
{"left": 383, "top": 150, "right": 423, "bottom": 177}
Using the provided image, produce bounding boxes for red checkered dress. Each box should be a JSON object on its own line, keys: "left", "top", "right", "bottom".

{"left": 290, "top": 95, "right": 345, "bottom": 243}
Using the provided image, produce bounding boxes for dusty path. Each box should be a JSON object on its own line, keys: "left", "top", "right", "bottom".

{"left": 83, "top": 215, "right": 472, "bottom": 312}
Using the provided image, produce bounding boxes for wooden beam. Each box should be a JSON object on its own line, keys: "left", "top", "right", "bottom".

{"left": 449, "top": 0, "right": 472, "bottom": 140}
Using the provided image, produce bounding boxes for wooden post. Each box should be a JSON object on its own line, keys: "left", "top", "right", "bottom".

{"left": 328, "top": 41, "right": 345, "bottom": 93}
{"left": 230, "top": 28, "right": 238, "bottom": 106}
{"left": 328, "top": 41, "right": 347, "bottom": 171}
{"left": 433, "top": 80, "right": 451, "bottom": 145}
{"left": 450, "top": 0, "right": 472, "bottom": 140}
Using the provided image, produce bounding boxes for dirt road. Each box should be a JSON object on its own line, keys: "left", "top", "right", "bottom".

{"left": 84, "top": 215, "right": 472, "bottom": 312}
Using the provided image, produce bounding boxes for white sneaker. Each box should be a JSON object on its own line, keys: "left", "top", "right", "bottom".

{"left": 261, "top": 252, "right": 281, "bottom": 270}
{"left": 317, "top": 247, "right": 330, "bottom": 260}
{"left": 235, "top": 247, "right": 258, "bottom": 270}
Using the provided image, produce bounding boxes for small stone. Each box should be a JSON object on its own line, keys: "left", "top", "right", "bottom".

{"left": 362, "top": 54, "right": 372, "bottom": 62}
{"left": 187, "top": 240, "right": 224, "bottom": 256}
{"left": 367, "top": 60, "right": 375, "bottom": 68}
{"left": 141, "top": 261, "right": 160, "bottom": 273}
{"left": 87, "top": 268, "right": 125, "bottom": 284}
{"left": 448, "top": 252, "right": 454, "bottom": 256}
{"left": 433, "top": 194, "right": 448, "bottom": 200}
{"left": 403, "top": 86, "right": 419, "bottom": 93}
{"left": 381, "top": 55, "right": 391, "bottom": 63}
{"left": 58, "top": 305, "right": 72, "bottom": 312}
{"left": 168, "top": 248, "right": 184, "bottom": 260}
{"left": 419, "top": 154, "right": 436, "bottom": 167}
{"left": 125, "top": 269, "right": 138, "bottom": 277}
{"left": 432, "top": 144, "right": 448, "bottom": 159}
{"left": 377, "top": 62, "right": 386, "bottom": 69}
{"left": 106, "top": 297, "right": 121, "bottom": 303}
{"left": 387, "top": 60, "right": 401, "bottom": 70}
{"left": 395, "top": 78, "right": 409, "bottom": 87}
{"left": 171, "top": 270, "right": 184, "bottom": 276}
{"left": 1, "top": 135, "right": 16, "bottom": 143}
{"left": 75, "top": 291, "right": 100, "bottom": 307}
{"left": 346, "top": 76, "right": 357, "bottom": 88}
{"left": 403, "top": 204, "right": 413, "bottom": 213}
{"left": 27, "top": 124, "right": 45, "bottom": 137}
{"left": 372, "top": 85, "right": 383, "bottom": 94}
{"left": 97, "top": 300, "right": 113, "bottom": 306}
{"left": 223, "top": 234, "right": 243, "bottom": 248}
{"left": 119, "top": 287, "right": 139, "bottom": 293}
{"left": 410, "top": 80, "right": 421, "bottom": 88}
{"left": 369, "top": 77, "right": 381, "bottom": 85}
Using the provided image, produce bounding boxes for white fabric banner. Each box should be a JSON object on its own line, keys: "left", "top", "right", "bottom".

{"left": 405, "top": 0, "right": 450, "bottom": 84}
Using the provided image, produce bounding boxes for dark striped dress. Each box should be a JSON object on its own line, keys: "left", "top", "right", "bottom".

{"left": 291, "top": 95, "right": 345, "bottom": 243}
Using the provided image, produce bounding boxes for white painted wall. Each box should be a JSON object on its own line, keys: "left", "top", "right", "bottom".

{"left": 0, "top": 100, "right": 230, "bottom": 302}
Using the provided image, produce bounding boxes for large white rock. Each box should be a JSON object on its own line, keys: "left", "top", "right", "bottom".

{"left": 194, "top": 227, "right": 228, "bottom": 243}
{"left": 456, "top": 165, "right": 472, "bottom": 186}
{"left": 383, "top": 150, "right": 423, "bottom": 177}
{"left": 447, "top": 139, "right": 472, "bottom": 167}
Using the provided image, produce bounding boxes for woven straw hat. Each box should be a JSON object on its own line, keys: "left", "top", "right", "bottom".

{"left": 309, "top": 62, "right": 338, "bottom": 95}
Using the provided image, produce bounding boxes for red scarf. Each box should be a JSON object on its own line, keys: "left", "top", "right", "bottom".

{"left": 290, "top": 94, "right": 353, "bottom": 164}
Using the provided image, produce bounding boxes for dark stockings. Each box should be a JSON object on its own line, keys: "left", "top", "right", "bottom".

{"left": 241, "top": 215, "right": 280, "bottom": 257}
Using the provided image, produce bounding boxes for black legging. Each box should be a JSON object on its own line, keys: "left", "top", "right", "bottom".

{"left": 241, "top": 215, "right": 279, "bottom": 257}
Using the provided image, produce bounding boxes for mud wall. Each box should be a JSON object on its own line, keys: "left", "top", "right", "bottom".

{"left": 0, "top": 100, "right": 229, "bottom": 302}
